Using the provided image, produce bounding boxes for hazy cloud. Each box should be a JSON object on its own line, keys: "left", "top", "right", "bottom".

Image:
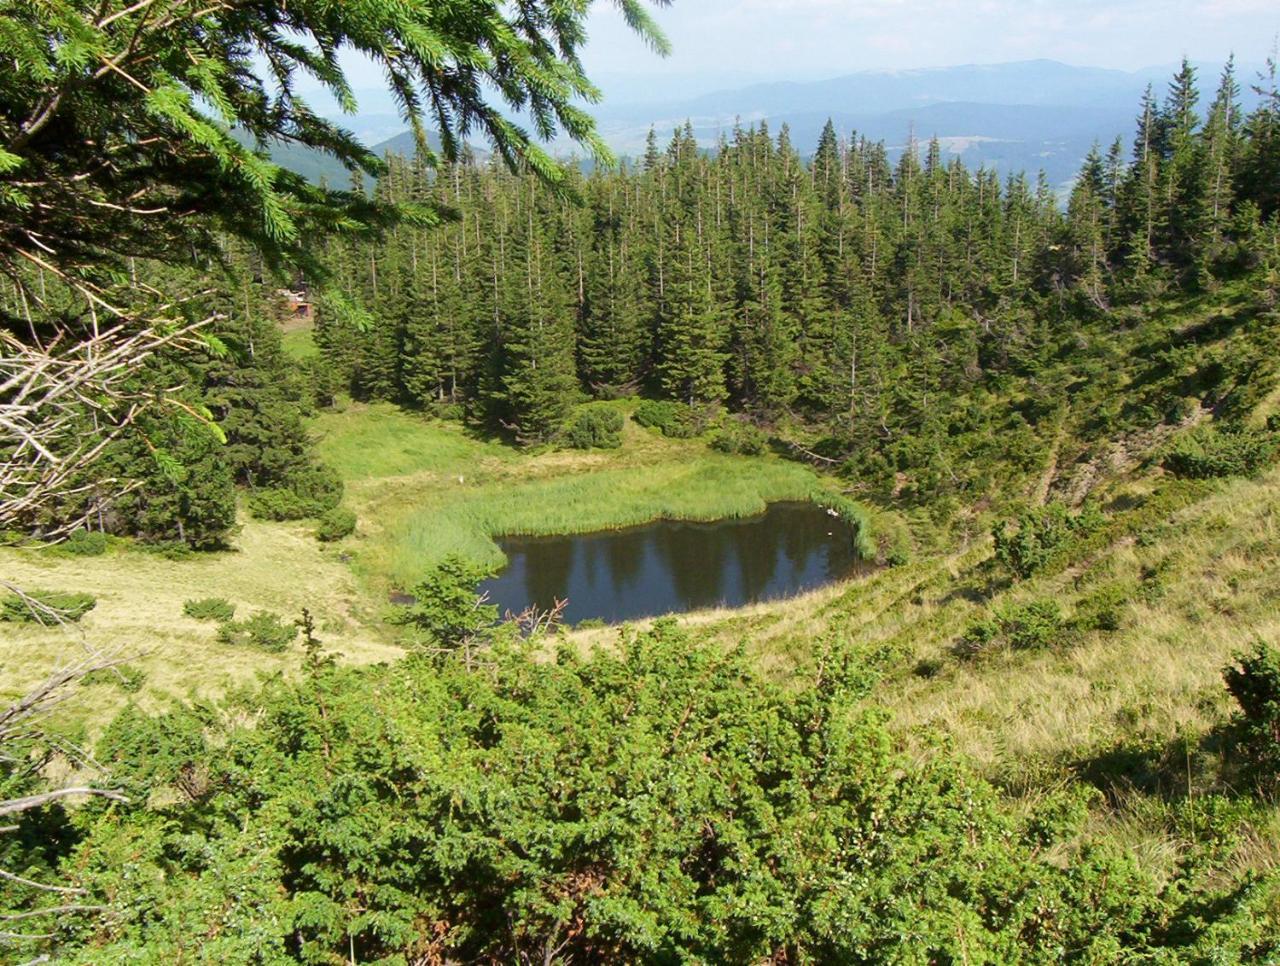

{"left": 583, "top": 0, "right": 1279, "bottom": 81}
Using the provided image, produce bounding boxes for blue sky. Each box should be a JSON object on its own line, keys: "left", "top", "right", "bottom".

{"left": 583, "top": 0, "right": 1278, "bottom": 84}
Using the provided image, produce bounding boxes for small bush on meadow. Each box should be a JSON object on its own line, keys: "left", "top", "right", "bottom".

{"left": 140, "top": 540, "right": 196, "bottom": 560}
{"left": 709, "top": 420, "right": 768, "bottom": 456}
{"left": 1003, "top": 599, "right": 1064, "bottom": 649}
{"left": 248, "top": 488, "right": 313, "bottom": 521}
{"left": 564, "top": 408, "right": 624, "bottom": 450}
{"left": 956, "top": 599, "right": 1064, "bottom": 658}
{"left": 1, "top": 590, "right": 97, "bottom": 625}
{"left": 290, "top": 463, "right": 344, "bottom": 509}
{"left": 249, "top": 464, "right": 345, "bottom": 521}
{"left": 993, "top": 500, "right": 1105, "bottom": 580}
{"left": 217, "top": 611, "right": 297, "bottom": 652}
{"left": 1075, "top": 583, "right": 1131, "bottom": 632}
{"left": 1224, "top": 641, "right": 1280, "bottom": 789}
{"left": 62, "top": 529, "right": 109, "bottom": 556}
{"left": 183, "top": 598, "right": 236, "bottom": 623}
{"left": 316, "top": 507, "right": 357, "bottom": 542}
{"left": 633, "top": 400, "right": 701, "bottom": 438}
{"left": 428, "top": 401, "right": 466, "bottom": 422}
{"left": 83, "top": 664, "right": 148, "bottom": 693}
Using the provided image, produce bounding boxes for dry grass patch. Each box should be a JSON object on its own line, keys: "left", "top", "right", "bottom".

{"left": 1, "top": 517, "right": 399, "bottom": 729}
{"left": 872, "top": 467, "right": 1280, "bottom": 773}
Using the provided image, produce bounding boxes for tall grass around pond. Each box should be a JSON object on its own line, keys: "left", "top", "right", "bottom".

{"left": 313, "top": 403, "right": 876, "bottom": 588}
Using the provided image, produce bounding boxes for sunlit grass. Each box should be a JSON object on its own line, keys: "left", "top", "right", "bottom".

{"left": 0, "top": 402, "right": 873, "bottom": 727}
{"left": 315, "top": 404, "right": 510, "bottom": 480}
{"left": 772, "top": 464, "right": 1280, "bottom": 781}
{"left": 0, "top": 515, "right": 401, "bottom": 731}
{"left": 15, "top": 389, "right": 1279, "bottom": 827}
{"left": 279, "top": 323, "right": 318, "bottom": 360}
{"left": 384, "top": 457, "right": 834, "bottom": 579}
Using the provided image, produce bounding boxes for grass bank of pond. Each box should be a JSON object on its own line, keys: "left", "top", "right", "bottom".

{"left": 313, "top": 401, "right": 876, "bottom": 591}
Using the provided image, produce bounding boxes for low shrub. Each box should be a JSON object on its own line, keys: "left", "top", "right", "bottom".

{"left": 1003, "top": 599, "right": 1064, "bottom": 650}
{"left": 248, "top": 488, "right": 314, "bottom": 521}
{"left": 1224, "top": 641, "right": 1280, "bottom": 788}
{"left": 316, "top": 507, "right": 358, "bottom": 542}
{"left": 140, "top": 540, "right": 196, "bottom": 560}
{"left": 289, "top": 463, "right": 344, "bottom": 511}
{"left": 217, "top": 611, "right": 297, "bottom": 652}
{"left": 183, "top": 597, "right": 236, "bottom": 623}
{"left": 709, "top": 420, "right": 768, "bottom": 456}
{"left": 1, "top": 590, "right": 97, "bottom": 625}
{"left": 955, "top": 618, "right": 1001, "bottom": 658}
{"left": 69, "top": 623, "right": 1255, "bottom": 962}
{"left": 633, "top": 400, "right": 701, "bottom": 439}
{"left": 564, "top": 408, "right": 624, "bottom": 450}
{"left": 249, "top": 464, "right": 345, "bottom": 521}
{"left": 956, "top": 599, "right": 1064, "bottom": 658}
{"left": 428, "top": 401, "right": 466, "bottom": 422}
{"left": 1075, "top": 583, "right": 1131, "bottom": 632}
{"left": 83, "top": 664, "right": 147, "bottom": 693}
{"left": 913, "top": 658, "right": 945, "bottom": 679}
{"left": 62, "top": 529, "right": 109, "bottom": 556}
{"left": 993, "top": 501, "right": 1105, "bottom": 580}
{"left": 1164, "top": 426, "right": 1278, "bottom": 480}
{"left": 880, "top": 532, "right": 912, "bottom": 567}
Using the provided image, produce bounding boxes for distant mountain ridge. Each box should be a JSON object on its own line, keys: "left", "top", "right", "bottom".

{"left": 585, "top": 58, "right": 1262, "bottom": 186}
{"left": 266, "top": 59, "right": 1263, "bottom": 189}
{"left": 608, "top": 59, "right": 1152, "bottom": 120}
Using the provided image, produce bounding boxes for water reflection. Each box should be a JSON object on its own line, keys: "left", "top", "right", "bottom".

{"left": 479, "top": 502, "right": 871, "bottom": 625}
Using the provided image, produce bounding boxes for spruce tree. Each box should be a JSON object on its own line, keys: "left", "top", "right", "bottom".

{"left": 493, "top": 179, "right": 580, "bottom": 443}
{"left": 1240, "top": 54, "right": 1280, "bottom": 220}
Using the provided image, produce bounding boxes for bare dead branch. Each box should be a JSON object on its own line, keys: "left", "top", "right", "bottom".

{"left": 0, "top": 788, "right": 127, "bottom": 819}
{"left": 0, "top": 583, "right": 129, "bottom": 935}
{"left": 508, "top": 598, "right": 569, "bottom": 638}
{"left": 0, "top": 904, "right": 108, "bottom": 922}
{"left": 0, "top": 869, "right": 87, "bottom": 896}
{"left": 0, "top": 313, "right": 216, "bottom": 536}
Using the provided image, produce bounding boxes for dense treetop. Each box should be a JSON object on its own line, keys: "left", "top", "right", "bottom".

{"left": 30, "top": 624, "right": 1280, "bottom": 962}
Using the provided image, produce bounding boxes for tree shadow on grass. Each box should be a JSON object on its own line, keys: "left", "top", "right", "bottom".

{"left": 1069, "top": 724, "right": 1261, "bottom": 806}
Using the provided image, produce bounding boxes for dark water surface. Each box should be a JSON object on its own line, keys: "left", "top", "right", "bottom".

{"left": 479, "top": 502, "right": 871, "bottom": 625}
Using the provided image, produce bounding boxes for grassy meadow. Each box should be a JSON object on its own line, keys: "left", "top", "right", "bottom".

{"left": 603, "top": 459, "right": 1280, "bottom": 859}
{"left": 278, "top": 318, "right": 318, "bottom": 359}
{"left": 314, "top": 397, "right": 1280, "bottom": 834}
{"left": 559, "top": 458, "right": 1280, "bottom": 884}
